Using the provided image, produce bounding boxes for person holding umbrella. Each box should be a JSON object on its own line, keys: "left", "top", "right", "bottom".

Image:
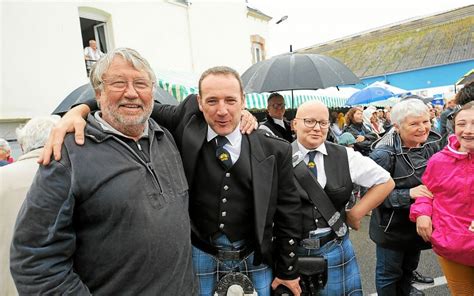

{"left": 258, "top": 92, "right": 294, "bottom": 142}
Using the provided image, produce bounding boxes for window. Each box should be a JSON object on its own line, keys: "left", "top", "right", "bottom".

{"left": 250, "top": 35, "right": 266, "bottom": 64}
{"left": 252, "top": 42, "right": 263, "bottom": 64}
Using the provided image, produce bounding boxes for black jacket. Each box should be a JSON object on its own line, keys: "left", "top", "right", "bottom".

{"left": 152, "top": 95, "right": 302, "bottom": 279}
{"left": 369, "top": 128, "right": 441, "bottom": 250}
{"left": 343, "top": 123, "right": 378, "bottom": 156}
{"left": 259, "top": 114, "right": 294, "bottom": 142}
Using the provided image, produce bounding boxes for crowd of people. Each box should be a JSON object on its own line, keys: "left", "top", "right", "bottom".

{"left": 1, "top": 47, "right": 473, "bottom": 296}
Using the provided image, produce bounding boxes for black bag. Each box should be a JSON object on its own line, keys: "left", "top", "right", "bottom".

{"left": 273, "top": 256, "right": 328, "bottom": 296}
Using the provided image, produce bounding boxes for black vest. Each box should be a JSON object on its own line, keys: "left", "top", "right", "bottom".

{"left": 299, "top": 143, "right": 353, "bottom": 234}
{"left": 190, "top": 136, "right": 254, "bottom": 242}
{"left": 262, "top": 115, "right": 293, "bottom": 142}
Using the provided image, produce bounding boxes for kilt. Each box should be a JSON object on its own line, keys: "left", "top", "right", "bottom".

{"left": 296, "top": 232, "right": 362, "bottom": 296}
{"left": 192, "top": 234, "right": 272, "bottom": 296}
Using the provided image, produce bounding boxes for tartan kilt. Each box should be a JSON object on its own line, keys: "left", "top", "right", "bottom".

{"left": 296, "top": 233, "right": 362, "bottom": 296}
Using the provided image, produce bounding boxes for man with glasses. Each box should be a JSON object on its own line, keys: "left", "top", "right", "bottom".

{"left": 10, "top": 48, "right": 198, "bottom": 295}
{"left": 259, "top": 92, "right": 294, "bottom": 142}
{"left": 36, "top": 65, "right": 302, "bottom": 295}
{"left": 291, "top": 101, "right": 394, "bottom": 295}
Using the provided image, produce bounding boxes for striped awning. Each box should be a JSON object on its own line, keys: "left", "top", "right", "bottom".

{"left": 245, "top": 92, "right": 348, "bottom": 109}
{"left": 157, "top": 79, "right": 349, "bottom": 108}
{"left": 158, "top": 79, "right": 197, "bottom": 102}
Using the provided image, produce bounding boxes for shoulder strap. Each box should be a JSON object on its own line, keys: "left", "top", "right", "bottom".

{"left": 293, "top": 161, "right": 347, "bottom": 237}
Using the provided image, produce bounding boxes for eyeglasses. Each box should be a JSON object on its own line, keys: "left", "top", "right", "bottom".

{"left": 102, "top": 79, "right": 154, "bottom": 92}
{"left": 270, "top": 103, "right": 285, "bottom": 109}
{"left": 295, "top": 118, "right": 330, "bottom": 129}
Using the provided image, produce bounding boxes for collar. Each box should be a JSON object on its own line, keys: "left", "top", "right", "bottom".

{"left": 296, "top": 141, "right": 328, "bottom": 157}
{"left": 206, "top": 124, "right": 241, "bottom": 146}
{"left": 93, "top": 111, "right": 149, "bottom": 139}
{"left": 272, "top": 117, "right": 285, "bottom": 128}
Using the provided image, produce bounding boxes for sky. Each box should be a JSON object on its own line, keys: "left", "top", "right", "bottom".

{"left": 247, "top": 0, "right": 473, "bottom": 57}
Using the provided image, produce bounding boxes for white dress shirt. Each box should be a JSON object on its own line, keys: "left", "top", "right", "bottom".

{"left": 296, "top": 141, "right": 391, "bottom": 234}
{"left": 272, "top": 118, "right": 285, "bottom": 129}
{"left": 207, "top": 125, "right": 242, "bottom": 164}
{"left": 296, "top": 141, "right": 390, "bottom": 188}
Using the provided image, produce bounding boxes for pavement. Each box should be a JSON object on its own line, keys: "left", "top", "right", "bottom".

{"left": 351, "top": 216, "right": 450, "bottom": 295}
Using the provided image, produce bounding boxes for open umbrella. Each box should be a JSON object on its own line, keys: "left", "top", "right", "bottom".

{"left": 368, "top": 81, "right": 409, "bottom": 96}
{"left": 345, "top": 86, "right": 395, "bottom": 106}
{"left": 53, "top": 83, "right": 178, "bottom": 115}
{"left": 241, "top": 53, "right": 360, "bottom": 108}
{"left": 456, "top": 69, "right": 474, "bottom": 85}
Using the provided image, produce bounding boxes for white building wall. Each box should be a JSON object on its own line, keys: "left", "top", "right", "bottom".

{"left": 187, "top": 1, "right": 252, "bottom": 74}
{"left": 1, "top": 0, "right": 268, "bottom": 126}
{"left": 246, "top": 13, "right": 270, "bottom": 43}
{"left": 2, "top": 2, "right": 87, "bottom": 120}
{"left": 88, "top": 2, "right": 193, "bottom": 73}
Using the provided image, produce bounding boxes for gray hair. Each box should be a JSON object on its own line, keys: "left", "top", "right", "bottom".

{"left": 16, "top": 115, "right": 60, "bottom": 153}
{"left": 0, "top": 138, "right": 11, "bottom": 151}
{"left": 391, "top": 99, "right": 429, "bottom": 126}
{"left": 89, "top": 48, "right": 156, "bottom": 92}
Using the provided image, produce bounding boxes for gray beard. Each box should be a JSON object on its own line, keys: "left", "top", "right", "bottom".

{"left": 101, "top": 103, "right": 153, "bottom": 137}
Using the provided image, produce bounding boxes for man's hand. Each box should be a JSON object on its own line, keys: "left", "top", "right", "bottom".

{"left": 409, "top": 185, "right": 433, "bottom": 199}
{"left": 38, "top": 104, "right": 91, "bottom": 165}
{"left": 347, "top": 179, "right": 395, "bottom": 231}
{"left": 356, "top": 135, "right": 365, "bottom": 142}
{"left": 416, "top": 215, "right": 433, "bottom": 242}
{"left": 271, "top": 277, "right": 301, "bottom": 296}
{"left": 346, "top": 208, "right": 363, "bottom": 230}
{"left": 240, "top": 110, "right": 257, "bottom": 134}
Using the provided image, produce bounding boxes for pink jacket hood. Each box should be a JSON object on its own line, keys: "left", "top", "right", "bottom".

{"left": 409, "top": 135, "right": 474, "bottom": 266}
{"left": 443, "top": 134, "right": 473, "bottom": 160}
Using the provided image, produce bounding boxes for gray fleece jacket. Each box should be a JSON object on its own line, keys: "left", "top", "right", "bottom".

{"left": 10, "top": 114, "right": 198, "bottom": 295}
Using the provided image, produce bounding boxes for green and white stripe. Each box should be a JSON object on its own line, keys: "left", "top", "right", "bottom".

{"left": 157, "top": 79, "right": 348, "bottom": 108}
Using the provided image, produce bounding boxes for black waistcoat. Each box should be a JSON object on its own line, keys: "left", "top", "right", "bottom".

{"left": 190, "top": 136, "right": 254, "bottom": 242}
{"left": 299, "top": 143, "right": 353, "bottom": 234}
{"left": 262, "top": 115, "right": 293, "bottom": 142}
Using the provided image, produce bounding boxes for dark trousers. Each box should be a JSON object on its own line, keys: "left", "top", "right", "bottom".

{"left": 375, "top": 245, "right": 420, "bottom": 296}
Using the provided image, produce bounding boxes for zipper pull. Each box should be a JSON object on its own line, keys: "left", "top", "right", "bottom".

{"left": 136, "top": 141, "right": 142, "bottom": 151}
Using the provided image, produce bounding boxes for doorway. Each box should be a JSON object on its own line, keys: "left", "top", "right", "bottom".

{"left": 80, "top": 17, "right": 108, "bottom": 52}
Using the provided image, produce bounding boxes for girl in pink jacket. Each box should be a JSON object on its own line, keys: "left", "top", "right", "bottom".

{"left": 410, "top": 101, "right": 474, "bottom": 295}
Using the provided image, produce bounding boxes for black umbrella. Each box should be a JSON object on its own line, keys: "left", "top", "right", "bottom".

{"left": 242, "top": 53, "right": 360, "bottom": 108}
{"left": 53, "top": 83, "right": 178, "bottom": 115}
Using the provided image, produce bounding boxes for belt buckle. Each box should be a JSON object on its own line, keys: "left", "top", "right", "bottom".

{"left": 217, "top": 250, "right": 241, "bottom": 261}
{"left": 301, "top": 238, "right": 320, "bottom": 249}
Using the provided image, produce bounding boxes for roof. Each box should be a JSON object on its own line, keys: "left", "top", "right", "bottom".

{"left": 247, "top": 6, "right": 272, "bottom": 22}
{"left": 299, "top": 5, "right": 474, "bottom": 78}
